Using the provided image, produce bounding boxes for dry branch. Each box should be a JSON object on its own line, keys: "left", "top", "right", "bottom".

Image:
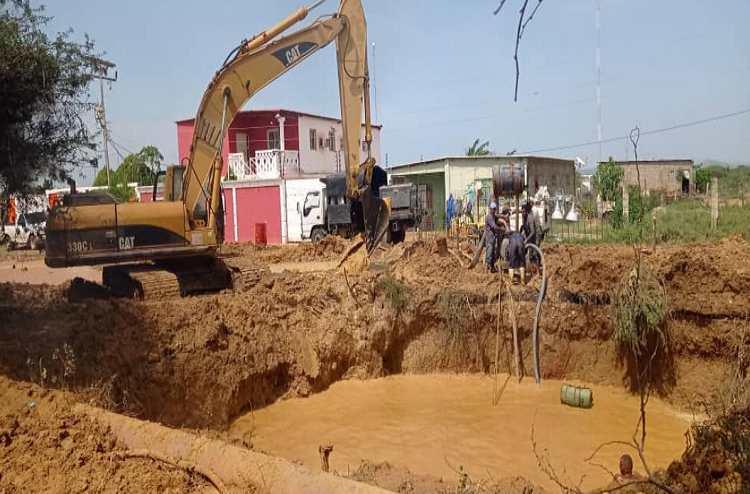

{"left": 533, "top": 416, "right": 678, "bottom": 494}
{"left": 116, "top": 449, "right": 226, "bottom": 493}
{"left": 342, "top": 267, "right": 361, "bottom": 309}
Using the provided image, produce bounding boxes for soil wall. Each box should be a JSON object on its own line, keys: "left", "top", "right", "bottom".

{"left": 0, "top": 238, "right": 746, "bottom": 431}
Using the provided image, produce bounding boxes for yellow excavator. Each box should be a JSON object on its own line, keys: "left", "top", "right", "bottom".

{"left": 45, "top": 0, "right": 389, "bottom": 298}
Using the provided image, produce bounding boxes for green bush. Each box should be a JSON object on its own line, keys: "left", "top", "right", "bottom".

{"left": 613, "top": 269, "right": 669, "bottom": 357}
{"left": 608, "top": 186, "right": 661, "bottom": 230}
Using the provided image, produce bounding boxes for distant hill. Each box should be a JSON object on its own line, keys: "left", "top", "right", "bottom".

{"left": 696, "top": 159, "right": 748, "bottom": 168}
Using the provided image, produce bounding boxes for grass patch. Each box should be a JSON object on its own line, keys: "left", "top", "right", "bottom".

{"left": 437, "top": 291, "right": 467, "bottom": 331}
{"left": 377, "top": 273, "right": 410, "bottom": 312}
{"left": 437, "top": 290, "right": 473, "bottom": 361}
{"left": 549, "top": 199, "right": 750, "bottom": 245}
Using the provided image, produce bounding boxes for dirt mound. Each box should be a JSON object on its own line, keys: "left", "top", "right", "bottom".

{"left": 1, "top": 238, "right": 749, "bottom": 492}
{"left": 546, "top": 237, "right": 750, "bottom": 317}
{"left": 0, "top": 237, "right": 745, "bottom": 430}
{"left": 350, "top": 461, "right": 549, "bottom": 494}
{"left": 0, "top": 377, "right": 209, "bottom": 493}
{"left": 224, "top": 235, "right": 350, "bottom": 264}
{"left": 667, "top": 405, "right": 750, "bottom": 494}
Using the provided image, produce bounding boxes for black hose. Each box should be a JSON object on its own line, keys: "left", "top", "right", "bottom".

{"left": 525, "top": 243, "right": 546, "bottom": 386}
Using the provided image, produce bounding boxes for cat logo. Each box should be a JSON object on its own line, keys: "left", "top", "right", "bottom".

{"left": 119, "top": 236, "right": 135, "bottom": 250}
{"left": 271, "top": 42, "right": 317, "bottom": 68}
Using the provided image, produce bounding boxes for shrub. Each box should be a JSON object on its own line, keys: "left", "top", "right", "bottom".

{"left": 377, "top": 274, "right": 410, "bottom": 312}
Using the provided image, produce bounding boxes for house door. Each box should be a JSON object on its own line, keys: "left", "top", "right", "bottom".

{"left": 236, "top": 133, "right": 248, "bottom": 161}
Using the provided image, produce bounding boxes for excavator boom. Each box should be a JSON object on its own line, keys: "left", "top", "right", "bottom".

{"left": 183, "top": 0, "right": 388, "bottom": 251}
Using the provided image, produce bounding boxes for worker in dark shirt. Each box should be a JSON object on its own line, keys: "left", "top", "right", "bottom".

{"left": 485, "top": 202, "right": 503, "bottom": 273}
{"left": 522, "top": 202, "right": 544, "bottom": 265}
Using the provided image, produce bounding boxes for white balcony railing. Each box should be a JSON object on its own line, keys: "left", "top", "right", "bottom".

{"left": 227, "top": 150, "right": 300, "bottom": 181}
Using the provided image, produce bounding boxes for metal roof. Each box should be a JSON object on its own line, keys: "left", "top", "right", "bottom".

{"left": 598, "top": 159, "right": 694, "bottom": 166}
{"left": 388, "top": 154, "right": 574, "bottom": 171}
{"left": 176, "top": 108, "right": 382, "bottom": 128}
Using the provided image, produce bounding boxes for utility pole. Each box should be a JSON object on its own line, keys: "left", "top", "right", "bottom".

{"left": 90, "top": 58, "right": 117, "bottom": 187}
{"left": 371, "top": 42, "right": 379, "bottom": 124}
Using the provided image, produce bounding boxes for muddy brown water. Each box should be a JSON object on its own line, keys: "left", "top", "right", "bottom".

{"left": 230, "top": 374, "right": 693, "bottom": 491}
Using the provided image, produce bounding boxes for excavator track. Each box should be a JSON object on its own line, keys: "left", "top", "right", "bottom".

{"left": 101, "top": 256, "right": 268, "bottom": 301}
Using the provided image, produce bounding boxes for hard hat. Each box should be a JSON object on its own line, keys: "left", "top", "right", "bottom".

{"left": 490, "top": 202, "right": 497, "bottom": 209}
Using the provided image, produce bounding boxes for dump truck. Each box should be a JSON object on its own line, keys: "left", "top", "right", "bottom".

{"left": 298, "top": 174, "right": 421, "bottom": 245}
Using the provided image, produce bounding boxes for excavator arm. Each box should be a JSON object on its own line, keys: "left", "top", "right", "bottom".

{"left": 183, "top": 0, "right": 389, "bottom": 252}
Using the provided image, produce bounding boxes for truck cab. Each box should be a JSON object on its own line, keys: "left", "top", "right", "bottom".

{"left": 299, "top": 175, "right": 353, "bottom": 243}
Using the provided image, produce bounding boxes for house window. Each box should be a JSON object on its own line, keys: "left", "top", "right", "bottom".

{"left": 669, "top": 170, "right": 675, "bottom": 182}
{"left": 319, "top": 137, "right": 324, "bottom": 149}
{"left": 339, "top": 137, "right": 345, "bottom": 151}
{"left": 267, "top": 129, "right": 280, "bottom": 150}
{"left": 309, "top": 129, "right": 317, "bottom": 150}
{"left": 328, "top": 130, "right": 336, "bottom": 151}
{"left": 361, "top": 140, "right": 368, "bottom": 152}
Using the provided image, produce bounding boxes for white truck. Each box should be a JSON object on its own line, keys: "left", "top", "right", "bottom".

{"left": 298, "top": 174, "right": 421, "bottom": 244}
{"left": 1, "top": 210, "right": 46, "bottom": 251}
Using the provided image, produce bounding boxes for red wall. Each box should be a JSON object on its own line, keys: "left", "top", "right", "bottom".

{"left": 134, "top": 186, "right": 278, "bottom": 245}
{"left": 222, "top": 188, "right": 235, "bottom": 242}
{"left": 176, "top": 119, "right": 230, "bottom": 175}
{"left": 176, "top": 120, "right": 193, "bottom": 167}
{"left": 234, "top": 185, "right": 281, "bottom": 244}
{"left": 176, "top": 111, "right": 300, "bottom": 179}
{"left": 229, "top": 111, "right": 299, "bottom": 157}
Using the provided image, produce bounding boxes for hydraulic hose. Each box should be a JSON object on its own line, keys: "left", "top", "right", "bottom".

{"left": 525, "top": 243, "right": 546, "bottom": 386}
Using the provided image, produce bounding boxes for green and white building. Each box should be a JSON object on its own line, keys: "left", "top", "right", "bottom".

{"left": 388, "top": 155, "right": 575, "bottom": 229}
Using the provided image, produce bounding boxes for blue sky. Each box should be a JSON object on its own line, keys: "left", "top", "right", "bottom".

{"left": 47, "top": 0, "right": 749, "bottom": 182}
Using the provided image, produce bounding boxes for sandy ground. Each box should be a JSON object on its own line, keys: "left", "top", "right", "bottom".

{"left": 0, "top": 256, "right": 100, "bottom": 285}
{"left": 0, "top": 236, "right": 748, "bottom": 493}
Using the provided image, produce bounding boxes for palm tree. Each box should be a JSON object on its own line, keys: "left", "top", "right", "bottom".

{"left": 466, "top": 139, "right": 492, "bottom": 156}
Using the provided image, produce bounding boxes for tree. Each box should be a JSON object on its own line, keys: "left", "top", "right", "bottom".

{"left": 694, "top": 164, "right": 711, "bottom": 194}
{"left": 92, "top": 145, "right": 161, "bottom": 189}
{"left": 115, "top": 152, "right": 155, "bottom": 186}
{"left": 465, "top": 139, "right": 492, "bottom": 156}
{"left": 0, "top": 0, "right": 100, "bottom": 199}
{"left": 138, "top": 145, "right": 163, "bottom": 176}
{"left": 592, "top": 157, "right": 624, "bottom": 202}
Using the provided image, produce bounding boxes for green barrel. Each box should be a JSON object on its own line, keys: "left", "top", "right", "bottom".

{"left": 560, "top": 383, "right": 593, "bottom": 409}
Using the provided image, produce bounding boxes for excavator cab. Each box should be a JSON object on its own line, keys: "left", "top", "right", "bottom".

{"left": 152, "top": 166, "right": 185, "bottom": 202}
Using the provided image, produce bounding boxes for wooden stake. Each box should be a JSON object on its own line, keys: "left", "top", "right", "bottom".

{"left": 319, "top": 444, "right": 333, "bottom": 473}
{"left": 504, "top": 278, "right": 521, "bottom": 382}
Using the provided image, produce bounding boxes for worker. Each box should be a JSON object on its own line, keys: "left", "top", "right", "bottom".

{"left": 522, "top": 202, "right": 544, "bottom": 265}
{"left": 616, "top": 454, "right": 638, "bottom": 482}
{"left": 507, "top": 230, "right": 525, "bottom": 282}
{"left": 484, "top": 202, "right": 502, "bottom": 273}
{"left": 498, "top": 203, "right": 512, "bottom": 264}
{"left": 603, "top": 454, "right": 640, "bottom": 494}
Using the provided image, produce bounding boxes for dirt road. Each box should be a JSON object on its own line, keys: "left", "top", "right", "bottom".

{"left": 0, "top": 256, "right": 99, "bottom": 285}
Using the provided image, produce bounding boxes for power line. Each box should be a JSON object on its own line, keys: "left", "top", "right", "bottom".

{"left": 520, "top": 108, "right": 750, "bottom": 155}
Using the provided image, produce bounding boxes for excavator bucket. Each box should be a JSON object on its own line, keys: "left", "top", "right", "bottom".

{"left": 361, "top": 186, "right": 390, "bottom": 254}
